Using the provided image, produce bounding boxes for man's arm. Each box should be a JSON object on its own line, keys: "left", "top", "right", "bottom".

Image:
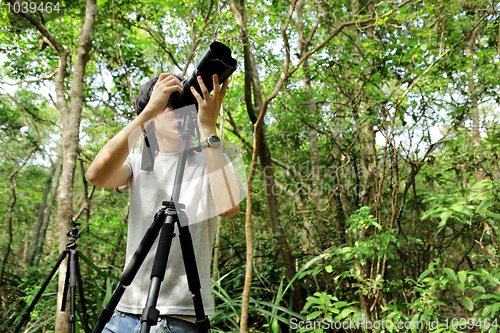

{"left": 85, "top": 116, "right": 144, "bottom": 188}
{"left": 86, "top": 74, "right": 183, "bottom": 188}
{"left": 200, "top": 126, "right": 240, "bottom": 217}
{"left": 191, "top": 75, "right": 241, "bottom": 217}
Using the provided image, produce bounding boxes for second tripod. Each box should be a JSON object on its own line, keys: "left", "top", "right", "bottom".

{"left": 14, "top": 221, "right": 91, "bottom": 333}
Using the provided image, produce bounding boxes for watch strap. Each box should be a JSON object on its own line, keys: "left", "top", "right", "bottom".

{"left": 201, "top": 134, "right": 221, "bottom": 149}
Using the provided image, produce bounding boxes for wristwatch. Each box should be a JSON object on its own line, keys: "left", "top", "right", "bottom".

{"left": 201, "top": 134, "right": 222, "bottom": 149}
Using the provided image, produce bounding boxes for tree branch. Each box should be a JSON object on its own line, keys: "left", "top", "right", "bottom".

{"left": 0, "top": 70, "right": 58, "bottom": 85}
{"left": 289, "top": 0, "right": 416, "bottom": 80}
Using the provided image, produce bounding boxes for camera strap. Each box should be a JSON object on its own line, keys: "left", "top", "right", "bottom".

{"left": 141, "top": 122, "right": 158, "bottom": 171}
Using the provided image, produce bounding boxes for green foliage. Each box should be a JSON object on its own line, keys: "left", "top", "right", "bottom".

{"left": 300, "top": 292, "right": 360, "bottom": 330}
{"left": 2, "top": 0, "right": 500, "bottom": 332}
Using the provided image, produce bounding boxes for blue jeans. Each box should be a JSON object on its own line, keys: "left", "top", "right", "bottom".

{"left": 102, "top": 310, "right": 199, "bottom": 333}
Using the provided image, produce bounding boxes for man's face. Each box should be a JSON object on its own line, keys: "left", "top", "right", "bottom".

{"left": 153, "top": 107, "right": 182, "bottom": 141}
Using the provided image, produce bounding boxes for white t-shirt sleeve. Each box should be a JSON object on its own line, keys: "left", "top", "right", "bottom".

{"left": 114, "top": 155, "right": 134, "bottom": 195}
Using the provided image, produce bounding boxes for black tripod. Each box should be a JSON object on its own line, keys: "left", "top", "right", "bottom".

{"left": 14, "top": 221, "right": 90, "bottom": 333}
{"left": 93, "top": 105, "right": 210, "bottom": 333}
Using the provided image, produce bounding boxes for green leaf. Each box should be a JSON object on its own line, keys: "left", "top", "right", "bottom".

{"left": 305, "top": 296, "right": 322, "bottom": 305}
{"left": 451, "top": 204, "right": 464, "bottom": 212}
{"left": 463, "top": 297, "right": 473, "bottom": 311}
{"left": 271, "top": 318, "right": 279, "bottom": 333}
{"left": 418, "top": 266, "right": 435, "bottom": 282}
{"left": 485, "top": 275, "right": 500, "bottom": 286}
{"left": 457, "top": 270, "right": 467, "bottom": 284}
{"left": 443, "top": 267, "right": 457, "bottom": 282}
{"left": 339, "top": 307, "right": 359, "bottom": 320}
{"left": 306, "top": 311, "right": 323, "bottom": 320}
{"left": 483, "top": 304, "right": 492, "bottom": 316}
{"left": 491, "top": 303, "right": 500, "bottom": 317}
{"left": 104, "top": 278, "right": 113, "bottom": 306}
{"left": 474, "top": 285, "right": 486, "bottom": 293}
{"left": 484, "top": 211, "right": 500, "bottom": 220}
{"left": 440, "top": 210, "right": 453, "bottom": 227}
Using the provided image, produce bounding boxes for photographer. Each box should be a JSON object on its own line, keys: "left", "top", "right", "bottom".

{"left": 86, "top": 73, "right": 240, "bottom": 332}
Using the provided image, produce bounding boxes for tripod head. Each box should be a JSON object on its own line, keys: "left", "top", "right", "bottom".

{"left": 174, "top": 104, "right": 199, "bottom": 144}
{"left": 67, "top": 220, "right": 81, "bottom": 249}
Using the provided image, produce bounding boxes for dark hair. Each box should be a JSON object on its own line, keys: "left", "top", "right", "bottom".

{"left": 135, "top": 74, "right": 185, "bottom": 115}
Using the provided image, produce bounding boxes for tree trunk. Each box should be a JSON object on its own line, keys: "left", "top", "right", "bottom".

{"left": 466, "top": 12, "right": 498, "bottom": 291}
{"left": 54, "top": 0, "right": 97, "bottom": 331}
{"left": 78, "top": 156, "right": 92, "bottom": 231}
{"left": 331, "top": 114, "right": 348, "bottom": 245}
{"left": 29, "top": 149, "right": 63, "bottom": 267}
{"left": 466, "top": 14, "right": 484, "bottom": 182}
{"left": 351, "top": 0, "right": 377, "bottom": 325}
{"left": 31, "top": 158, "right": 58, "bottom": 260}
{"left": 357, "top": 102, "right": 377, "bottom": 208}
{"left": 296, "top": 0, "right": 322, "bottom": 208}
{"left": 295, "top": 0, "right": 326, "bottom": 250}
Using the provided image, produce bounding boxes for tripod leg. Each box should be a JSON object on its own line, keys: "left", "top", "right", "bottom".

{"left": 74, "top": 251, "right": 91, "bottom": 333}
{"left": 92, "top": 209, "right": 165, "bottom": 333}
{"left": 69, "top": 250, "right": 78, "bottom": 333}
{"left": 178, "top": 225, "right": 210, "bottom": 333}
{"left": 62, "top": 251, "right": 71, "bottom": 312}
{"left": 13, "top": 250, "right": 69, "bottom": 333}
{"left": 140, "top": 210, "right": 176, "bottom": 333}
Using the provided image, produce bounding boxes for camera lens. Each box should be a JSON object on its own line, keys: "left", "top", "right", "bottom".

{"left": 171, "top": 41, "right": 238, "bottom": 110}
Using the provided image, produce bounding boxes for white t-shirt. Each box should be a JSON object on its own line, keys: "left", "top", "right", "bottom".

{"left": 116, "top": 150, "right": 218, "bottom": 316}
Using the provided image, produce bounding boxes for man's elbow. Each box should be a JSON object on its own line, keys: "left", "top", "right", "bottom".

{"left": 86, "top": 169, "right": 105, "bottom": 188}
{"left": 219, "top": 204, "right": 239, "bottom": 218}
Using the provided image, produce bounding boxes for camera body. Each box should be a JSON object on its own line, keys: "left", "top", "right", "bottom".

{"left": 170, "top": 41, "right": 238, "bottom": 111}
{"left": 67, "top": 221, "right": 81, "bottom": 241}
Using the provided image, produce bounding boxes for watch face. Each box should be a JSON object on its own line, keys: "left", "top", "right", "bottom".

{"left": 209, "top": 135, "right": 221, "bottom": 147}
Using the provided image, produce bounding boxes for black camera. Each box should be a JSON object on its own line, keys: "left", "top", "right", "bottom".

{"left": 170, "top": 41, "right": 238, "bottom": 110}
{"left": 66, "top": 221, "right": 81, "bottom": 238}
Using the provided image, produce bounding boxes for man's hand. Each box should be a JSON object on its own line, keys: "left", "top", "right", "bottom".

{"left": 141, "top": 73, "right": 183, "bottom": 120}
{"left": 190, "top": 74, "right": 229, "bottom": 134}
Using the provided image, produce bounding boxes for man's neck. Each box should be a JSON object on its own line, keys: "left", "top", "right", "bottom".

{"left": 157, "top": 139, "right": 182, "bottom": 153}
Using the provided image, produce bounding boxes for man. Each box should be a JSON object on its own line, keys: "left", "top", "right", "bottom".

{"left": 86, "top": 73, "right": 240, "bottom": 332}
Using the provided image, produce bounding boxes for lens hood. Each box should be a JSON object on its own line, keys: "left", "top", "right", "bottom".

{"left": 171, "top": 41, "right": 238, "bottom": 110}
